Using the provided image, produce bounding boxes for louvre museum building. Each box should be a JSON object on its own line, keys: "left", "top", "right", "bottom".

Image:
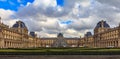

{"left": 0, "top": 17, "right": 120, "bottom": 48}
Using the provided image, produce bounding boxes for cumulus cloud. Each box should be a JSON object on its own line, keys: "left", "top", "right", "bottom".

{"left": 95, "top": 0, "right": 120, "bottom": 27}
{"left": 97, "top": 0, "right": 120, "bottom": 8}
{"left": 1, "top": 0, "right": 120, "bottom": 38}
{"left": 0, "top": 9, "right": 18, "bottom": 27}
{"left": 0, "top": 9, "right": 14, "bottom": 20}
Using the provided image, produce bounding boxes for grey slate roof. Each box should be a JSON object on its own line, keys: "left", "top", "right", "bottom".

{"left": 95, "top": 20, "right": 110, "bottom": 28}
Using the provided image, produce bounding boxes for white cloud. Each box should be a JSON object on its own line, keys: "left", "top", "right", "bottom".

{"left": 33, "top": 0, "right": 57, "bottom": 8}
{"left": 0, "top": 9, "right": 18, "bottom": 27}
{"left": 10, "top": 0, "right": 95, "bottom": 37}
{"left": 1, "top": 0, "right": 120, "bottom": 38}
{"left": 79, "top": 0, "right": 90, "bottom": 7}
{"left": 0, "top": 9, "right": 14, "bottom": 20}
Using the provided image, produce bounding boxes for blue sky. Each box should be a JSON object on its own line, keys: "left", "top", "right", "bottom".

{"left": 60, "top": 19, "right": 73, "bottom": 25}
{"left": 0, "top": 0, "right": 34, "bottom": 11}
{"left": 0, "top": 0, "right": 64, "bottom": 11}
{"left": 57, "top": 0, "right": 64, "bottom": 6}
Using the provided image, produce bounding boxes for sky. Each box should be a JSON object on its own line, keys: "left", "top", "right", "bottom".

{"left": 0, "top": 0, "right": 120, "bottom": 38}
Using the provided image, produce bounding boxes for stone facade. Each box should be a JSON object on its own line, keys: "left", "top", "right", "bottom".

{"left": 0, "top": 17, "right": 120, "bottom": 48}
{"left": 0, "top": 18, "right": 79, "bottom": 48}
{"left": 0, "top": 18, "right": 41, "bottom": 48}
{"left": 79, "top": 20, "right": 120, "bottom": 48}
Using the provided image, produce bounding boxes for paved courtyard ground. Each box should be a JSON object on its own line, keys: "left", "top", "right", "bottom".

{"left": 0, "top": 55, "right": 120, "bottom": 59}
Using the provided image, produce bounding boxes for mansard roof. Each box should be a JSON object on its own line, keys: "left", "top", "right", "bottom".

{"left": 30, "top": 31, "right": 36, "bottom": 37}
{"left": 85, "top": 32, "right": 92, "bottom": 37}
{"left": 12, "top": 21, "right": 27, "bottom": 28}
{"left": 95, "top": 20, "right": 110, "bottom": 28}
